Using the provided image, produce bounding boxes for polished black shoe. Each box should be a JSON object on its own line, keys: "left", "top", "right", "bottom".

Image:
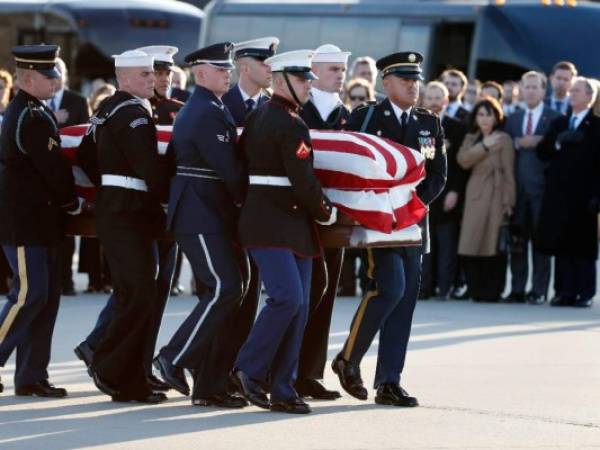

{"left": 503, "top": 292, "right": 525, "bottom": 303}
{"left": 526, "top": 293, "right": 547, "bottom": 305}
{"left": 0, "top": 375, "right": 4, "bottom": 393}
{"left": 153, "top": 355, "right": 189, "bottom": 396}
{"left": 550, "top": 295, "right": 575, "bottom": 307}
{"left": 230, "top": 369, "right": 269, "bottom": 409}
{"left": 375, "top": 384, "right": 418, "bottom": 407}
{"left": 112, "top": 392, "right": 167, "bottom": 404}
{"left": 573, "top": 297, "right": 594, "bottom": 308}
{"left": 147, "top": 374, "right": 170, "bottom": 392}
{"left": 295, "top": 378, "right": 341, "bottom": 400}
{"left": 192, "top": 392, "right": 247, "bottom": 408}
{"left": 74, "top": 341, "right": 94, "bottom": 368}
{"left": 270, "top": 396, "right": 311, "bottom": 414}
{"left": 91, "top": 370, "right": 119, "bottom": 397}
{"left": 331, "top": 354, "right": 368, "bottom": 400}
{"left": 15, "top": 380, "right": 67, "bottom": 398}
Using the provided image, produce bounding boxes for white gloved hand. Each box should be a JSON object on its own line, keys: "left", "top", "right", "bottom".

{"left": 316, "top": 206, "right": 338, "bottom": 226}
{"left": 66, "top": 197, "right": 85, "bottom": 216}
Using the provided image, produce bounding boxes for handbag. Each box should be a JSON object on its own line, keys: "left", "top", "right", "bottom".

{"left": 497, "top": 215, "right": 526, "bottom": 254}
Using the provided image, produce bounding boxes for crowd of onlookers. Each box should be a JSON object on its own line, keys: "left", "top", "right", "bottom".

{"left": 0, "top": 56, "right": 598, "bottom": 307}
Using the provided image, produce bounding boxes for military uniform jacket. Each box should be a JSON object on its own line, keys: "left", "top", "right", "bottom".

{"left": 345, "top": 98, "right": 447, "bottom": 253}
{"left": 0, "top": 90, "right": 78, "bottom": 246}
{"left": 238, "top": 94, "right": 333, "bottom": 257}
{"left": 94, "top": 91, "right": 168, "bottom": 234}
{"left": 167, "top": 86, "right": 245, "bottom": 236}
{"left": 222, "top": 84, "right": 269, "bottom": 127}
{"left": 299, "top": 98, "right": 350, "bottom": 130}
{"left": 150, "top": 93, "right": 184, "bottom": 125}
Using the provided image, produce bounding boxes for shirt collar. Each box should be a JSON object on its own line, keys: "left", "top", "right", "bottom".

{"left": 310, "top": 87, "right": 342, "bottom": 121}
{"left": 525, "top": 101, "right": 544, "bottom": 115}
{"left": 572, "top": 108, "right": 590, "bottom": 124}
{"left": 238, "top": 84, "right": 262, "bottom": 103}
{"left": 390, "top": 100, "right": 412, "bottom": 123}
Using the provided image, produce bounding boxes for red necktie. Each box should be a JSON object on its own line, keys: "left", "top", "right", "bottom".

{"left": 525, "top": 111, "right": 533, "bottom": 135}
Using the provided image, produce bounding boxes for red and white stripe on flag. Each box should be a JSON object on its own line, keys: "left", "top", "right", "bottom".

{"left": 60, "top": 125, "right": 426, "bottom": 233}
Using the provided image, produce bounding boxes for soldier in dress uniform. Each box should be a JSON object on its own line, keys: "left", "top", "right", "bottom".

{"left": 87, "top": 49, "right": 169, "bottom": 404}
{"left": 222, "top": 37, "right": 278, "bottom": 126}
{"left": 295, "top": 43, "right": 351, "bottom": 400}
{"left": 0, "top": 44, "right": 82, "bottom": 397}
{"left": 74, "top": 46, "right": 183, "bottom": 394}
{"left": 231, "top": 50, "right": 336, "bottom": 415}
{"left": 332, "top": 52, "right": 447, "bottom": 407}
{"left": 153, "top": 43, "right": 247, "bottom": 408}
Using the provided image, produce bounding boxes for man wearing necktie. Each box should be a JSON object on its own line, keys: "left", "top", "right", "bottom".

{"left": 545, "top": 61, "right": 577, "bottom": 116}
{"left": 504, "top": 71, "right": 559, "bottom": 305}
{"left": 537, "top": 77, "right": 600, "bottom": 308}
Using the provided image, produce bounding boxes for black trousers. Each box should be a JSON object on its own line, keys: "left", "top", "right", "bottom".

{"left": 59, "top": 236, "right": 75, "bottom": 291}
{"left": 421, "top": 222, "right": 459, "bottom": 297}
{"left": 555, "top": 255, "right": 596, "bottom": 301}
{"left": 92, "top": 214, "right": 157, "bottom": 398}
{"left": 0, "top": 250, "right": 12, "bottom": 292}
{"left": 463, "top": 254, "right": 507, "bottom": 301}
{"left": 297, "top": 248, "right": 344, "bottom": 381}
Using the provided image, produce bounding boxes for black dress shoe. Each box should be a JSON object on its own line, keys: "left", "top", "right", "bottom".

{"left": 375, "top": 384, "right": 418, "bottom": 407}
{"left": 331, "top": 354, "right": 368, "bottom": 400}
{"left": 295, "top": 378, "right": 341, "bottom": 400}
{"left": 112, "top": 392, "right": 167, "bottom": 404}
{"left": 147, "top": 374, "right": 170, "bottom": 392}
{"left": 230, "top": 369, "right": 270, "bottom": 409}
{"left": 153, "top": 355, "right": 189, "bottom": 396}
{"left": 550, "top": 295, "right": 575, "bottom": 307}
{"left": 573, "top": 297, "right": 593, "bottom": 308}
{"left": 192, "top": 392, "right": 247, "bottom": 408}
{"left": 15, "top": 380, "right": 67, "bottom": 398}
{"left": 503, "top": 292, "right": 525, "bottom": 303}
{"left": 74, "top": 341, "right": 94, "bottom": 368}
{"left": 271, "top": 396, "right": 311, "bottom": 414}
{"left": 526, "top": 293, "right": 547, "bottom": 305}
{"left": 90, "top": 370, "right": 119, "bottom": 397}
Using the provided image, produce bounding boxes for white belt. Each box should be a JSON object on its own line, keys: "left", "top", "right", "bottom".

{"left": 249, "top": 175, "right": 291, "bottom": 187}
{"left": 101, "top": 175, "right": 148, "bottom": 192}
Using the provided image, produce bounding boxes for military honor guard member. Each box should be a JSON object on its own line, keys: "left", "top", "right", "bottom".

{"left": 74, "top": 45, "right": 183, "bottom": 393}
{"left": 296, "top": 43, "right": 351, "bottom": 400}
{"left": 222, "top": 36, "right": 278, "bottom": 126}
{"left": 87, "top": 49, "right": 170, "bottom": 404}
{"left": 334, "top": 52, "right": 447, "bottom": 407}
{"left": 0, "top": 45, "right": 82, "bottom": 397}
{"left": 153, "top": 43, "right": 247, "bottom": 408}
{"left": 231, "top": 50, "right": 336, "bottom": 415}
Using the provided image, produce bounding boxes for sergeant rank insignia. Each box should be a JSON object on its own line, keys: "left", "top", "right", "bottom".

{"left": 418, "top": 130, "right": 435, "bottom": 159}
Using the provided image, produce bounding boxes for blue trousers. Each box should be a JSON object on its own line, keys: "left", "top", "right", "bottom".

{"left": 86, "top": 240, "right": 177, "bottom": 374}
{"left": 235, "top": 248, "right": 312, "bottom": 402}
{"left": 341, "top": 246, "right": 421, "bottom": 388}
{"left": 0, "top": 245, "right": 61, "bottom": 386}
{"left": 159, "top": 233, "right": 242, "bottom": 396}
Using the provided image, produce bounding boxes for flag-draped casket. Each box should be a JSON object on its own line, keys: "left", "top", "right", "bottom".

{"left": 59, "top": 125, "right": 426, "bottom": 248}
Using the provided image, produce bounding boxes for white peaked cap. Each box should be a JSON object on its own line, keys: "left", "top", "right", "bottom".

{"left": 312, "top": 44, "right": 351, "bottom": 64}
{"left": 136, "top": 45, "right": 178, "bottom": 64}
{"left": 266, "top": 49, "right": 314, "bottom": 72}
{"left": 233, "top": 37, "right": 279, "bottom": 59}
{"left": 112, "top": 50, "right": 154, "bottom": 68}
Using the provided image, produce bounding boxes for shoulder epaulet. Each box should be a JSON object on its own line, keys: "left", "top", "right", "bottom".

{"left": 414, "top": 106, "right": 435, "bottom": 116}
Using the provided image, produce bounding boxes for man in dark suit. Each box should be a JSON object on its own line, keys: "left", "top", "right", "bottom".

{"left": 296, "top": 44, "right": 351, "bottom": 400}
{"left": 49, "top": 58, "right": 90, "bottom": 296}
{"left": 544, "top": 61, "right": 577, "bottom": 116}
{"left": 440, "top": 69, "right": 469, "bottom": 121}
{"left": 222, "top": 37, "right": 278, "bottom": 126}
{"left": 421, "top": 81, "right": 467, "bottom": 300}
{"left": 537, "top": 77, "right": 600, "bottom": 308}
{"left": 333, "top": 52, "right": 446, "bottom": 407}
{"left": 504, "top": 71, "right": 560, "bottom": 305}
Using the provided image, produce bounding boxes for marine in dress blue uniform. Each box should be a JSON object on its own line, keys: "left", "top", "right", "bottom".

{"left": 231, "top": 50, "right": 336, "bottom": 415}
{"left": 0, "top": 45, "right": 81, "bottom": 397}
{"left": 153, "top": 43, "right": 248, "bottom": 408}
{"left": 333, "top": 52, "right": 447, "bottom": 407}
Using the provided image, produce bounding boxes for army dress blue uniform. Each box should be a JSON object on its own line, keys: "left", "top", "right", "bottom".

{"left": 334, "top": 52, "right": 447, "bottom": 406}
{"left": 0, "top": 45, "right": 80, "bottom": 396}
{"left": 156, "top": 44, "right": 247, "bottom": 403}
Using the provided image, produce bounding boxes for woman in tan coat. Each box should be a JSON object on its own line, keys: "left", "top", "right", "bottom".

{"left": 457, "top": 97, "right": 516, "bottom": 302}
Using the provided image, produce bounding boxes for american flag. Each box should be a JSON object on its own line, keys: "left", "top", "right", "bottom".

{"left": 60, "top": 125, "right": 426, "bottom": 244}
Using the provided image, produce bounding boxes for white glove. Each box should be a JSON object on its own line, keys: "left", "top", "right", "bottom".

{"left": 66, "top": 197, "right": 85, "bottom": 216}
{"left": 316, "top": 206, "right": 338, "bottom": 226}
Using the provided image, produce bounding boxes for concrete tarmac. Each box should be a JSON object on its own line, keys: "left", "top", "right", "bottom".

{"left": 1, "top": 292, "right": 599, "bottom": 449}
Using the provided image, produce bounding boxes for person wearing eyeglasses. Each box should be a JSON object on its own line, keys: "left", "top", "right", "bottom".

{"left": 344, "top": 77, "right": 375, "bottom": 111}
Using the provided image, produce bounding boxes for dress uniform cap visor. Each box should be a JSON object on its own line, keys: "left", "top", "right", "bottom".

{"left": 234, "top": 36, "right": 279, "bottom": 60}
{"left": 112, "top": 50, "right": 154, "bottom": 68}
{"left": 312, "top": 44, "right": 351, "bottom": 64}
{"left": 184, "top": 42, "right": 234, "bottom": 69}
{"left": 376, "top": 51, "right": 424, "bottom": 80}
{"left": 136, "top": 45, "right": 178, "bottom": 69}
{"left": 12, "top": 44, "right": 61, "bottom": 78}
{"left": 266, "top": 50, "right": 317, "bottom": 80}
